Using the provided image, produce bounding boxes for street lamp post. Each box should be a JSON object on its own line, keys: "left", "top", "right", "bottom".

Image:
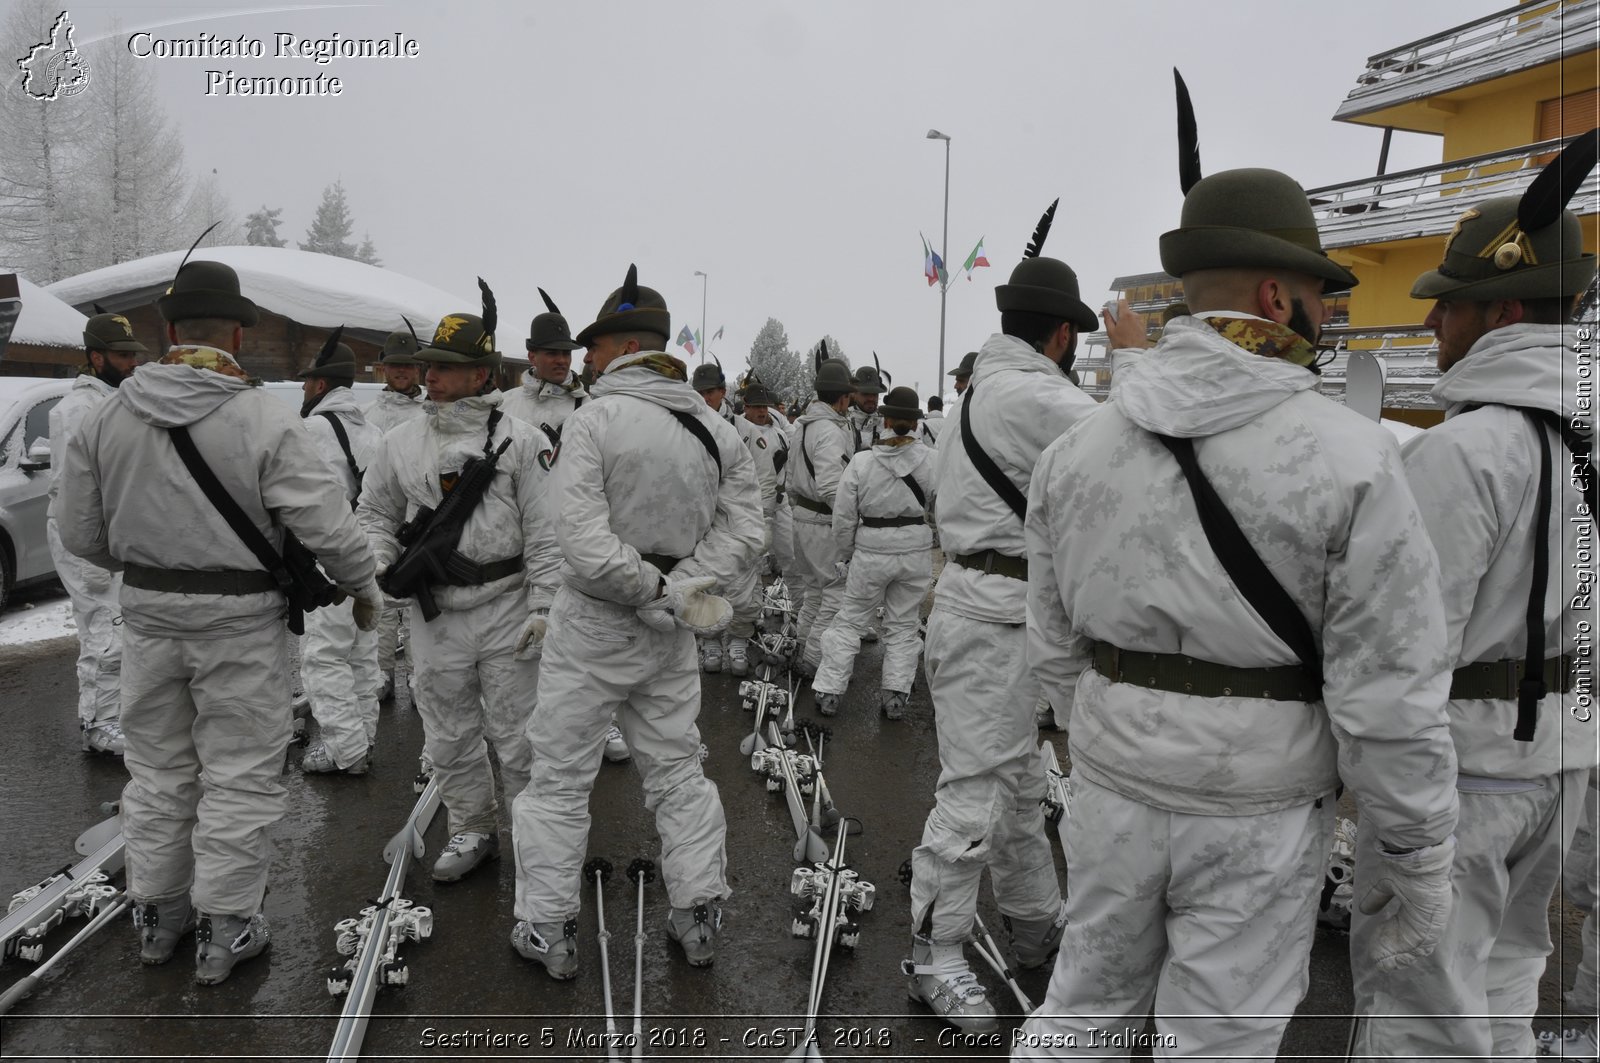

{"left": 694, "top": 270, "right": 708, "bottom": 365}
{"left": 926, "top": 129, "right": 951, "bottom": 383}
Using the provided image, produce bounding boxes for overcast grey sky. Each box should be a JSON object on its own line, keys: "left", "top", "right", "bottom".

{"left": 48, "top": 0, "right": 1494, "bottom": 395}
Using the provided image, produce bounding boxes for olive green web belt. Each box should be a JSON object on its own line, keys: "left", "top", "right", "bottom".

{"left": 951, "top": 549, "right": 1028, "bottom": 581}
{"left": 1450, "top": 655, "right": 1574, "bottom": 700}
{"left": 1092, "top": 642, "right": 1323, "bottom": 702}
{"left": 791, "top": 493, "right": 832, "bottom": 516}
{"left": 122, "top": 563, "right": 278, "bottom": 596}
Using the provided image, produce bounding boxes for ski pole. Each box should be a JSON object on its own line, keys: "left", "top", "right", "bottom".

{"left": 584, "top": 859, "right": 620, "bottom": 1062}
{"left": 971, "top": 913, "right": 1033, "bottom": 1012}
{"left": 0, "top": 891, "right": 128, "bottom": 1014}
{"left": 625, "top": 858, "right": 656, "bottom": 1062}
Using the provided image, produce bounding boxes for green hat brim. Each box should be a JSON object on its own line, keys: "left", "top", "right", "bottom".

{"left": 573, "top": 307, "right": 671, "bottom": 347}
{"left": 87, "top": 337, "right": 148, "bottom": 354}
{"left": 414, "top": 347, "right": 501, "bottom": 366}
{"left": 852, "top": 379, "right": 886, "bottom": 395}
{"left": 880, "top": 403, "right": 922, "bottom": 420}
{"left": 155, "top": 290, "right": 260, "bottom": 327}
{"left": 296, "top": 366, "right": 357, "bottom": 380}
{"left": 994, "top": 284, "right": 1100, "bottom": 332}
{"left": 1410, "top": 254, "right": 1597, "bottom": 302}
{"left": 1160, "top": 227, "right": 1359, "bottom": 290}
{"left": 379, "top": 353, "right": 422, "bottom": 367}
{"left": 528, "top": 339, "right": 582, "bottom": 353}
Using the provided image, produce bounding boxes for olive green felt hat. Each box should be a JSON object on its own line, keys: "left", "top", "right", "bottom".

{"left": 1411, "top": 130, "right": 1598, "bottom": 302}
{"left": 380, "top": 324, "right": 422, "bottom": 366}
{"left": 691, "top": 359, "right": 727, "bottom": 391}
{"left": 527, "top": 288, "right": 582, "bottom": 353}
{"left": 880, "top": 385, "right": 922, "bottom": 420}
{"left": 575, "top": 264, "right": 670, "bottom": 347}
{"left": 297, "top": 327, "right": 357, "bottom": 379}
{"left": 83, "top": 312, "right": 147, "bottom": 354}
{"left": 743, "top": 377, "right": 777, "bottom": 406}
{"left": 947, "top": 350, "right": 978, "bottom": 378}
{"left": 993, "top": 199, "right": 1099, "bottom": 331}
{"left": 851, "top": 365, "right": 886, "bottom": 394}
{"left": 157, "top": 260, "right": 260, "bottom": 326}
{"left": 415, "top": 279, "right": 501, "bottom": 366}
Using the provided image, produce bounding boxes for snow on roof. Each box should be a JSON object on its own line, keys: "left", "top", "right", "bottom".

{"left": 46, "top": 246, "right": 473, "bottom": 335}
{"left": 8, "top": 275, "right": 87, "bottom": 348}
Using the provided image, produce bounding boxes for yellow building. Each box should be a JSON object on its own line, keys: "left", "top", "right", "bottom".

{"left": 1311, "top": 0, "right": 1598, "bottom": 422}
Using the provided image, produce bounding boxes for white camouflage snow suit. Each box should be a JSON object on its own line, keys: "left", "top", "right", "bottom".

{"left": 788, "top": 400, "right": 854, "bottom": 668}
{"left": 1015, "top": 316, "right": 1460, "bottom": 1061}
{"left": 364, "top": 385, "right": 427, "bottom": 674}
{"left": 499, "top": 372, "right": 588, "bottom": 439}
{"left": 56, "top": 356, "right": 376, "bottom": 918}
{"left": 512, "top": 351, "right": 763, "bottom": 922}
{"left": 1352, "top": 323, "right": 1599, "bottom": 1061}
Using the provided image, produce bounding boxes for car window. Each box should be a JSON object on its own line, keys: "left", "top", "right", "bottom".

{"left": 25, "top": 397, "right": 60, "bottom": 451}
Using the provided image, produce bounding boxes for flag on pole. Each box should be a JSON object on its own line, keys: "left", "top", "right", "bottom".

{"left": 922, "top": 234, "right": 937, "bottom": 286}
{"left": 694, "top": 328, "right": 702, "bottom": 349}
{"left": 713, "top": 325, "right": 724, "bottom": 342}
{"left": 962, "top": 237, "right": 989, "bottom": 280}
{"left": 676, "top": 325, "right": 696, "bottom": 355}
{"left": 932, "top": 248, "right": 947, "bottom": 287}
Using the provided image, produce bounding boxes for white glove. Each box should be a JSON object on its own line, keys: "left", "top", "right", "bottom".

{"left": 1357, "top": 835, "right": 1456, "bottom": 972}
{"left": 341, "top": 580, "right": 383, "bottom": 632}
{"left": 515, "top": 610, "right": 548, "bottom": 660}
{"left": 637, "top": 575, "right": 732, "bottom": 636}
{"left": 833, "top": 560, "right": 849, "bottom": 583}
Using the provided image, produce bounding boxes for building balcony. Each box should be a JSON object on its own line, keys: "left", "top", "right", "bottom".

{"left": 1306, "top": 134, "right": 1598, "bottom": 250}
{"left": 1334, "top": 0, "right": 1597, "bottom": 128}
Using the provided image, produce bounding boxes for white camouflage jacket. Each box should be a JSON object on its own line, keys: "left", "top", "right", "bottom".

{"left": 304, "top": 386, "right": 381, "bottom": 504}
{"left": 499, "top": 372, "right": 588, "bottom": 437}
{"left": 1402, "top": 323, "right": 1597, "bottom": 779}
{"left": 1025, "top": 316, "right": 1459, "bottom": 847}
{"left": 365, "top": 386, "right": 426, "bottom": 436}
{"left": 847, "top": 406, "right": 883, "bottom": 453}
{"left": 357, "top": 390, "right": 560, "bottom": 613}
{"left": 551, "top": 352, "right": 764, "bottom": 606}
{"left": 56, "top": 355, "right": 375, "bottom": 639}
{"left": 932, "top": 333, "right": 1097, "bottom": 624}
{"left": 789, "top": 401, "right": 853, "bottom": 528}
{"left": 832, "top": 434, "right": 936, "bottom": 559}
{"left": 736, "top": 415, "right": 786, "bottom": 513}
{"left": 46, "top": 372, "right": 115, "bottom": 507}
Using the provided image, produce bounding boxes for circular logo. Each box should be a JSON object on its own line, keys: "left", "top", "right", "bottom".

{"left": 46, "top": 50, "right": 90, "bottom": 97}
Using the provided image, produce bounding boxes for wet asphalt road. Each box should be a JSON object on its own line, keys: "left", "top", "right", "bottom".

{"left": 0, "top": 607, "right": 1589, "bottom": 1061}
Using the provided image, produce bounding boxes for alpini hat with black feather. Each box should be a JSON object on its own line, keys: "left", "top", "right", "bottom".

{"left": 575, "top": 264, "right": 670, "bottom": 347}
{"left": 993, "top": 199, "right": 1099, "bottom": 332}
{"left": 691, "top": 356, "right": 727, "bottom": 392}
{"left": 380, "top": 319, "right": 423, "bottom": 366}
{"left": 415, "top": 278, "right": 501, "bottom": 366}
{"left": 296, "top": 326, "right": 357, "bottom": 380}
{"left": 156, "top": 225, "right": 260, "bottom": 326}
{"left": 1159, "top": 70, "right": 1358, "bottom": 292}
{"left": 1412, "top": 129, "right": 1598, "bottom": 302}
{"left": 527, "top": 288, "right": 582, "bottom": 353}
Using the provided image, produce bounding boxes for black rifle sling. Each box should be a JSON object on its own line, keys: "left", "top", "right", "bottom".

{"left": 1154, "top": 433, "right": 1322, "bottom": 684}
{"left": 167, "top": 426, "right": 290, "bottom": 588}
{"left": 899, "top": 473, "right": 927, "bottom": 510}
{"left": 959, "top": 383, "right": 1028, "bottom": 521}
{"left": 317, "top": 411, "right": 362, "bottom": 489}
{"left": 800, "top": 422, "right": 816, "bottom": 480}
{"left": 669, "top": 410, "right": 722, "bottom": 480}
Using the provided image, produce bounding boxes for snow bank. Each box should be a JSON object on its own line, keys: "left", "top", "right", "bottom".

{"left": 8, "top": 276, "right": 87, "bottom": 347}
{"left": 47, "top": 247, "right": 472, "bottom": 334}
{"left": 0, "top": 593, "right": 76, "bottom": 648}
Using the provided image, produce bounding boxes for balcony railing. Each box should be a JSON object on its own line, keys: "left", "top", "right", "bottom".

{"left": 1306, "top": 135, "right": 1599, "bottom": 249}
{"left": 1334, "top": 0, "right": 1598, "bottom": 121}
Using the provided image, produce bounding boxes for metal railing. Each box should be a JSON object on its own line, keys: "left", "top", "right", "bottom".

{"left": 1334, "top": 0, "right": 1597, "bottom": 120}
{"left": 1307, "top": 134, "right": 1599, "bottom": 248}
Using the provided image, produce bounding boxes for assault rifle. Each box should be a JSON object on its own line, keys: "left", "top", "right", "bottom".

{"left": 379, "top": 436, "right": 512, "bottom": 622}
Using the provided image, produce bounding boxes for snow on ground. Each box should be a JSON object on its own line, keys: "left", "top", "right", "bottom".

{"left": 8, "top": 275, "right": 88, "bottom": 347}
{"left": 0, "top": 591, "right": 75, "bottom": 648}
{"left": 46, "top": 246, "right": 471, "bottom": 335}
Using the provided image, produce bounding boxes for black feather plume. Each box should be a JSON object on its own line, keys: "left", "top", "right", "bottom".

{"left": 814, "top": 340, "right": 827, "bottom": 373}
{"left": 1024, "top": 199, "right": 1058, "bottom": 260}
{"left": 174, "top": 222, "right": 220, "bottom": 280}
{"left": 314, "top": 325, "right": 344, "bottom": 367}
{"left": 477, "top": 277, "right": 497, "bottom": 337}
{"left": 1175, "top": 68, "right": 1202, "bottom": 195}
{"left": 402, "top": 315, "right": 420, "bottom": 347}
{"left": 621, "top": 264, "right": 639, "bottom": 307}
{"left": 93, "top": 302, "right": 107, "bottom": 315}
{"left": 874, "top": 351, "right": 891, "bottom": 386}
{"left": 1520, "top": 128, "right": 1599, "bottom": 233}
{"left": 538, "top": 287, "right": 560, "bottom": 315}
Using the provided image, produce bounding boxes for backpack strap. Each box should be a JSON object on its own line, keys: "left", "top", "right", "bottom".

{"left": 317, "top": 411, "right": 362, "bottom": 491}
{"left": 669, "top": 409, "right": 722, "bottom": 480}
{"left": 899, "top": 473, "right": 927, "bottom": 510}
{"left": 1154, "top": 433, "right": 1322, "bottom": 685}
{"left": 959, "top": 382, "right": 1028, "bottom": 520}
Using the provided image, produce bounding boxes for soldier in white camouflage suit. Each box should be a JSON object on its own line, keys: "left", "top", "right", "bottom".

{"left": 787, "top": 348, "right": 855, "bottom": 676}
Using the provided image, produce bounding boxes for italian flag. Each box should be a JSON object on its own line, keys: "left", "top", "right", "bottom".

{"left": 963, "top": 237, "right": 989, "bottom": 280}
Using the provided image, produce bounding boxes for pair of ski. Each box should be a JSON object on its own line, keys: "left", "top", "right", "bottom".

{"left": 0, "top": 811, "right": 128, "bottom": 1015}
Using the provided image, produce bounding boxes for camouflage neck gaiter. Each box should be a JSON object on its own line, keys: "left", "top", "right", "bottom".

{"left": 628, "top": 353, "right": 688, "bottom": 382}
{"left": 160, "top": 345, "right": 251, "bottom": 381}
{"left": 876, "top": 435, "right": 916, "bottom": 448}
{"left": 1202, "top": 317, "right": 1319, "bottom": 369}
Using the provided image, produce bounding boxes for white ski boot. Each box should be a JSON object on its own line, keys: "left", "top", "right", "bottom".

{"left": 1033, "top": 694, "right": 1059, "bottom": 731}
{"left": 603, "top": 724, "right": 631, "bottom": 764}
{"left": 1004, "top": 901, "right": 1068, "bottom": 969}
{"left": 1539, "top": 1022, "right": 1599, "bottom": 1059}
{"left": 880, "top": 690, "right": 909, "bottom": 721}
{"left": 725, "top": 637, "right": 750, "bottom": 677}
{"left": 134, "top": 895, "right": 194, "bottom": 966}
{"left": 302, "top": 739, "right": 370, "bottom": 776}
{"left": 432, "top": 831, "right": 499, "bottom": 882}
{"left": 82, "top": 718, "right": 125, "bottom": 757}
{"left": 511, "top": 918, "right": 579, "bottom": 980}
{"left": 698, "top": 638, "right": 723, "bottom": 674}
{"left": 667, "top": 899, "right": 722, "bottom": 968}
{"left": 375, "top": 670, "right": 395, "bottom": 703}
{"left": 904, "top": 934, "right": 997, "bottom": 1033}
{"left": 814, "top": 690, "right": 842, "bottom": 717}
{"left": 194, "top": 911, "right": 270, "bottom": 985}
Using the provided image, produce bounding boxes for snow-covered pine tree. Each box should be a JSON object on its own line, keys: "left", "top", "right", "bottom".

{"left": 747, "top": 318, "right": 805, "bottom": 408}
{"left": 355, "top": 232, "right": 381, "bottom": 266}
{"left": 245, "top": 206, "right": 287, "bottom": 247}
{"left": 300, "top": 181, "right": 357, "bottom": 258}
{"left": 183, "top": 170, "right": 243, "bottom": 246}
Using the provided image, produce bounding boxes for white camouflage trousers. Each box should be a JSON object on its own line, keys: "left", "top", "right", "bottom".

{"left": 46, "top": 518, "right": 121, "bottom": 727}
{"left": 408, "top": 589, "right": 538, "bottom": 838}
{"left": 1015, "top": 776, "right": 1334, "bottom": 1060}
{"left": 814, "top": 548, "right": 929, "bottom": 697}
{"left": 772, "top": 500, "right": 795, "bottom": 579}
{"left": 301, "top": 597, "right": 380, "bottom": 769}
{"left": 792, "top": 515, "right": 845, "bottom": 667}
{"left": 1566, "top": 771, "right": 1599, "bottom": 1016}
{"left": 375, "top": 599, "right": 409, "bottom": 673}
{"left": 1352, "top": 770, "right": 1588, "bottom": 1061}
{"left": 119, "top": 621, "right": 293, "bottom": 917}
{"left": 513, "top": 586, "right": 729, "bottom": 920}
{"left": 911, "top": 609, "right": 1059, "bottom": 943}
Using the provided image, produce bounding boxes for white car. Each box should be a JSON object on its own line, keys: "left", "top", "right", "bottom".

{"left": 0, "top": 376, "right": 72, "bottom": 608}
